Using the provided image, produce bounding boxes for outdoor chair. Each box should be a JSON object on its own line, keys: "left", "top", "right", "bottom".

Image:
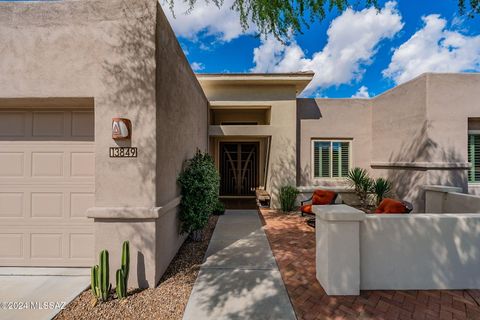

{"left": 300, "top": 189, "right": 338, "bottom": 216}
{"left": 300, "top": 189, "right": 338, "bottom": 227}
{"left": 374, "top": 198, "right": 413, "bottom": 214}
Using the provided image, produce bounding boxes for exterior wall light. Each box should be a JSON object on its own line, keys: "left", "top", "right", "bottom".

{"left": 112, "top": 118, "right": 132, "bottom": 140}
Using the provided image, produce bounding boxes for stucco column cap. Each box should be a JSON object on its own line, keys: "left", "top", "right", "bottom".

{"left": 87, "top": 207, "right": 160, "bottom": 219}
{"left": 422, "top": 185, "right": 463, "bottom": 193}
{"left": 313, "top": 204, "right": 365, "bottom": 221}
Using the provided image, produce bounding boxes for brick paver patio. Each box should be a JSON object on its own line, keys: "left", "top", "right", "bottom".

{"left": 259, "top": 208, "right": 480, "bottom": 320}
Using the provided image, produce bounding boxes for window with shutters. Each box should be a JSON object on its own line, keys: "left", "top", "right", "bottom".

{"left": 312, "top": 140, "right": 351, "bottom": 179}
{"left": 468, "top": 133, "right": 480, "bottom": 183}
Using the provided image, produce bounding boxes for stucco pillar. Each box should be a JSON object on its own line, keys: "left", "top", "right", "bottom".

{"left": 314, "top": 205, "right": 365, "bottom": 295}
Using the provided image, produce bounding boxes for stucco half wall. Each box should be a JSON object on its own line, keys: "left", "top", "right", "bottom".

{"left": 0, "top": 1, "right": 208, "bottom": 287}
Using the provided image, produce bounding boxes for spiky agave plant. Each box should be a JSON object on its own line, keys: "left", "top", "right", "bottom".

{"left": 347, "top": 168, "right": 368, "bottom": 191}
{"left": 372, "top": 178, "right": 392, "bottom": 205}
{"left": 347, "top": 167, "right": 369, "bottom": 197}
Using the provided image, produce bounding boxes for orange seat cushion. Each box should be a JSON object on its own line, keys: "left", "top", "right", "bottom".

{"left": 301, "top": 190, "right": 337, "bottom": 215}
{"left": 312, "top": 190, "right": 337, "bottom": 205}
{"left": 301, "top": 204, "right": 313, "bottom": 214}
{"left": 375, "top": 198, "right": 408, "bottom": 214}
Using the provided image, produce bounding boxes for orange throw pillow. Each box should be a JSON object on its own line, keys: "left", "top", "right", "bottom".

{"left": 375, "top": 198, "right": 408, "bottom": 214}
{"left": 300, "top": 204, "right": 313, "bottom": 214}
{"left": 312, "top": 190, "right": 338, "bottom": 205}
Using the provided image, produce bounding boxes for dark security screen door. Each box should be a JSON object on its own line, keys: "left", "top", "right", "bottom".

{"left": 220, "top": 142, "right": 259, "bottom": 196}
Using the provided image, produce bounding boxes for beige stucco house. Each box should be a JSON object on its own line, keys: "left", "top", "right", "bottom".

{"left": 0, "top": 1, "right": 208, "bottom": 288}
{"left": 1, "top": 0, "right": 479, "bottom": 289}
{"left": 200, "top": 72, "right": 480, "bottom": 212}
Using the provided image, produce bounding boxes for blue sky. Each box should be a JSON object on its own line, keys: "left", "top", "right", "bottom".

{"left": 162, "top": 1, "right": 480, "bottom": 98}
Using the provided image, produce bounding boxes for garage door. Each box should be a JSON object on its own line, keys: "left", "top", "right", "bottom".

{"left": 0, "top": 108, "right": 95, "bottom": 266}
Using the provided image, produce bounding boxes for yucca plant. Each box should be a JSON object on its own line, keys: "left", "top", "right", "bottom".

{"left": 372, "top": 178, "right": 392, "bottom": 205}
{"left": 347, "top": 167, "right": 371, "bottom": 207}
{"left": 279, "top": 185, "right": 299, "bottom": 213}
{"left": 347, "top": 168, "right": 369, "bottom": 194}
{"left": 359, "top": 177, "right": 374, "bottom": 207}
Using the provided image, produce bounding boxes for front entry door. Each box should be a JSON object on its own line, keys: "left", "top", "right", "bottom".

{"left": 220, "top": 142, "right": 259, "bottom": 196}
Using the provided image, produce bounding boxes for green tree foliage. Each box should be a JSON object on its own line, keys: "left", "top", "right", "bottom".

{"left": 166, "top": 0, "right": 479, "bottom": 39}
{"left": 178, "top": 151, "right": 220, "bottom": 234}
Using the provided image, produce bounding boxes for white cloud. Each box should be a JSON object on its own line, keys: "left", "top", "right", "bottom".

{"left": 352, "top": 86, "right": 370, "bottom": 98}
{"left": 251, "top": 2, "right": 403, "bottom": 94}
{"left": 190, "top": 62, "right": 205, "bottom": 72}
{"left": 383, "top": 14, "right": 480, "bottom": 84}
{"left": 161, "top": 0, "right": 254, "bottom": 41}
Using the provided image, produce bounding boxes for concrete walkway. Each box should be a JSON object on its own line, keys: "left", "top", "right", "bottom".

{"left": 183, "top": 210, "right": 296, "bottom": 320}
{"left": 0, "top": 267, "right": 89, "bottom": 320}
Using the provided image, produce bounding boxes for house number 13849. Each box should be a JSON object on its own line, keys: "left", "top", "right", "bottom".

{"left": 109, "top": 147, "right": 138, "bottom": 158}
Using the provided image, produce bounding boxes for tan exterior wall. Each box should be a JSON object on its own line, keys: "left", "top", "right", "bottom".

{"left": 426, "top": 74, "right": 480, "bottom": 195}
{"left": 299, "top": 74, "right": 480, "bottom": 212}
{"left": 297, "top": 98, "right": 372, "bottom": 186}
{"left": 154, "top": 4, "right": 209, "bottom": 280}
{"left": 202, "top": 84, "right": 298, "bottom": 207}
{"left": 369, "top": 76, "right": 429, "bottom": 211}
{"left": 0, "top": 1, "right": 208, "bottom": 288}
{"left": 0, "top": 0, "right": 158, "bottom": 207}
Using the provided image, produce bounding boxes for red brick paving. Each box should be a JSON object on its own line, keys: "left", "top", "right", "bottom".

{"left": 259, "top": 208, "right": 480, "bottom": 320}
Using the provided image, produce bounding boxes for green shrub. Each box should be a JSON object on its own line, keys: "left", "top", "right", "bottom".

{"left": 279, "top": 185, "right": 300, "bottom": 212}
{"left": 372, "top": 177, "right": 392, "bottom": 205}
{"left": 178, "top": 151, "right": 220, "bottom": 234}
{"left": 212, "top": 200, "right": 225, "bottom": 215}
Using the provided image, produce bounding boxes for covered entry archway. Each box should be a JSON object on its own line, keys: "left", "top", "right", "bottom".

{"left": 219, "top": 142, "right": 259, "bottom": 196}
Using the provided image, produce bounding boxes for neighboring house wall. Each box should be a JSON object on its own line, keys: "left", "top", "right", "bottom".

{"left": 0, "top": 1, "right": 207, "bottom": 288}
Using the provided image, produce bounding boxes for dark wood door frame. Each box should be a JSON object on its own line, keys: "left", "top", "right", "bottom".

{"left": 219, "top": 142, "right": 259, "bottom": 196}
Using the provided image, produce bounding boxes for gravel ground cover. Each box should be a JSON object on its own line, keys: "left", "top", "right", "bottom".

{"left": 55, "top": 215, "right": 218, "bottom": 320}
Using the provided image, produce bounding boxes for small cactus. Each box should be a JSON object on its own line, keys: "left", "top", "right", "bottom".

{"left": 116, "top": 269, "right": 127, "bottom": 299}
{"left": 115, "top": 241, "right": 129, "bottom": 299}
{"left": 98, "top": 249, "right": 111, "bottom": 302}
{"left": 91, "top": 250, "right": 111, "bottom": 302}
{"left": 90, "top": 265, "right": 99, "bottom": 298}
{"left": 121, "top": 241, "right": 129, "bottom": 289}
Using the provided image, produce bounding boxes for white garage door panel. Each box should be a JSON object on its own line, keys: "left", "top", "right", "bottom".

{"left": 0, "top": 227, "right": 95, "bottom": 266}
{"left": 0, "top": 108, "right": 95, "bottom": 266}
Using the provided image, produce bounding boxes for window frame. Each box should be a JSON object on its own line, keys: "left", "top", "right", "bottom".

{"left": 311, "top": 139, "right": 352, "bottom": 180}
{"left": 468, "top": 130, "right": 480, "bottom": 184}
